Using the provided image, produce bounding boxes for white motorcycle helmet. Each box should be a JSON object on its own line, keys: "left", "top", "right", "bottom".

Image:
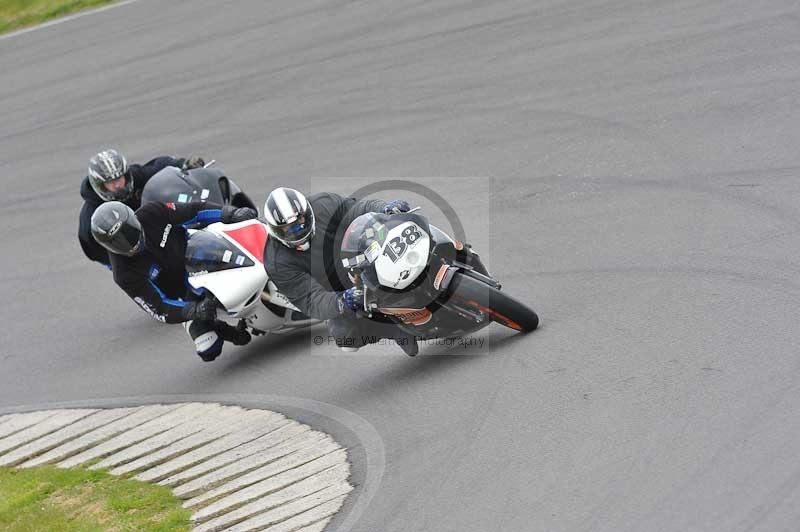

{"left": 263, "top": 187, "right": 316, "bottom": 251}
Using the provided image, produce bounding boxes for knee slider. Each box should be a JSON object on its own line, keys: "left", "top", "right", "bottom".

{"left": 195, "top": 330, "right": 223, "bottom": 362}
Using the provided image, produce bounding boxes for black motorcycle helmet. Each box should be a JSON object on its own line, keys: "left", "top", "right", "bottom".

{"left": 87, "top": 149, "right": 132, "bottom": 202}
{"left": 90, "top": 202, "right": 145, "bottom": 256}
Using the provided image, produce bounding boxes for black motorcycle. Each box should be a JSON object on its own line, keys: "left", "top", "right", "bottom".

{"left": 141, "top": 162, "right": 256, "bottom": 209}
{"left": 340, "top": 210, "right": 538, "bottom": 340}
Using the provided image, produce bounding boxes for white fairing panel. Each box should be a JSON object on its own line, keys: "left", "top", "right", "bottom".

{"left": 247, "top": 305, "right": 287, "bottom": 332}
{"left": 266, "top": 281, "right": 301, "bottom": 312}
{"left": 374, "top": 221, "right": 430, "bottom": 289}
{"left": 188, "top": 265, "right": 266, "bottom": 316}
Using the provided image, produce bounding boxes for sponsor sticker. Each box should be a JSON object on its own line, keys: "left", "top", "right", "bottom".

{"left": 201, "top": 189, "right": 210, "bottom": 200}
{"left": 378, "top": 307, "right": 433, "bottom": 326}
{"left": 392, "top": 269, "right": 412, "bottom": 288}
{"left": 166, "top": 202, "right": 176, "bottom": 210}
{"left": 235, "top": 255, "right": 245, "bottom": 265}
{"left": 178, "top": 193, "right": 188, "bottom": 203}
{"left": 159, "top": 224, "right": 172, "bottom": 248}
{"left": 364, "top": 240, "right": 381, "bottom": 263}
{"left": 195, "top": 332, "right": 218, "bottom": 351}
{"left": 134, "top": 297, "right": 166, "bottom": 322}
{"left": 222, "top": 250, "right": 232, "bottom": 263}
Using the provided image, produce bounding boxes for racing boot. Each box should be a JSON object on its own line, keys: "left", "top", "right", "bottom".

{"left": 218, "top": 321, "right": 251, "bottom": 346}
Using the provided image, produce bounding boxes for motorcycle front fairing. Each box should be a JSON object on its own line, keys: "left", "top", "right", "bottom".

{"left": 347, "top": 215, "right": 487, "bottom": 338}
{"left": 354, "top": 219, "right": 457, "bottom": 307}
{"left": 185, "top": 222, "right": 267, "bottom": 317}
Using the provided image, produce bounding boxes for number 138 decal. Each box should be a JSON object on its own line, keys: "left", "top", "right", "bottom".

{"left": 383, "top": 224, "right": 423, "bottom": 263}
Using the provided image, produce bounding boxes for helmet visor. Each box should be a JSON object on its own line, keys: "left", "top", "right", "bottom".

{"left": 271, "top": 213, "right": 315, "bottom": 246}
{"left": 91, "top": 172, "right": 133, "bottom": 202}
{"left": 108, "top": 217, "right": 144, "bottom": 256}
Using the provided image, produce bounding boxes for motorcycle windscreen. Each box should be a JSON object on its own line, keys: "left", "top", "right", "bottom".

{"left": 186, "top": 231, "right": 255, "bottom": 274}
{"left": 341, "top": 212, "right": 391, "bottom": 264}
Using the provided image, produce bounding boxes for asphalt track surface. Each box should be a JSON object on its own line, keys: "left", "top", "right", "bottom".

{"left": 1, "top": 1, "right": 799, "bottom": 531}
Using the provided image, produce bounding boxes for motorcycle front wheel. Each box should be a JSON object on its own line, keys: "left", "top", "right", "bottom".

{"left": 446, "top": 272, "right": 539, "bottom": 332}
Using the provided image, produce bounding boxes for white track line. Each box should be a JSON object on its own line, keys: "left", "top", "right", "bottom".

{"left": 0, "top": 404, "right": 352, "bottom": 532}
{"left": 0, "top": 409, "right": 96, "bottom": 456}
{"left": 20, "top": 405, "right": 178, "bottom": 468}
{"left": 141, "top": 415, "right": 294, "bottom": 485}
{"left": 174, "top": 430, "right": 326, "bottom": 499}
{"left": 0, "top": 0, "right": 145, "bottom": 42}
{"left": 227, "top": 496, "right": 349, "bottom": 532}
{"left": 193, "top": 464, "right": 350, "bottom": 532}
{"left": 186, "top": 447, "right": 347, "bottom": 519}
{"left": 0, "top": 410, "right": 59, "bottom": 440}
{"left": 0, "top": 408, "right": 136, "bottom": 467}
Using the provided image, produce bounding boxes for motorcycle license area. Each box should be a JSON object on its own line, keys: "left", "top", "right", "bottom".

{"left": 1, "top": 1, "right": 798, "bottom": 532}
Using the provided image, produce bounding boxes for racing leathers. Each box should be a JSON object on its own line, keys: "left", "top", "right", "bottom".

{"left": 108, "top": 201, "right": 253, "bottom": 360}
{"left": 263, "top": 193, "right": 417, "bottom": 352}
{"left": 79, "top": 156, "right": 187, "bottom": 266}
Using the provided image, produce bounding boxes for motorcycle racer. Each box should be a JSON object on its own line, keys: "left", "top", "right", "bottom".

{"left": 79, "top": 149, "right": 206, "bottom": 266}
{"left": 261, "top": 187, "right": 419, "bottom": 355}
{"left": 91, "top": 200, "right": 257, "bottom": 361}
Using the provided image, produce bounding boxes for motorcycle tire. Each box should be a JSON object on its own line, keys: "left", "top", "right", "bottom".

{"left": 447, "top": 272, "right": 539, "bottom": 332}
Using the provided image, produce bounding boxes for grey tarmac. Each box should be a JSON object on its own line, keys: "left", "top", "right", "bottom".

{"left": 1, "top": 1, "right": 799, "bottom": 531}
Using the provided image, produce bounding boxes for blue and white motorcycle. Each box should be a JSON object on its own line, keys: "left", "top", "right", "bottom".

{"left": 142, "top": 164, "right": 320, "bottom": 337}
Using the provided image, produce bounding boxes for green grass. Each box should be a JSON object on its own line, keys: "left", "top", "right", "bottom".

{"left": 0, "top": 466, "right": 191, "bottom": 532}
{"left": 0, "top": 0, "right": 114, "bottom": 34}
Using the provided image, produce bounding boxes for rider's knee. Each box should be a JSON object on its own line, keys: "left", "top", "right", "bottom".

{"left": 195, "top": 330, "right": 223, "bottom": 361}
{"left": 188, "top": 320, "right": 223, "bottom": 362}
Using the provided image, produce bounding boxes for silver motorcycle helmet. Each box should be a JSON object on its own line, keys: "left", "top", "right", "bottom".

{"left": 87, "top": 149, "right": 132, "bottom": 202}
{"left": 263, "top": 187, "right": 315, "bottom": 251}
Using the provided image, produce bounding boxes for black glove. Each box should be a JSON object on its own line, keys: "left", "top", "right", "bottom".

{"left": 221, "top": 205, "right": 258, "bottom": 224}
{"left": 182, "top": 156, "right": 205, "bottom": 170}
{"left": 338, "top": 287, "right": 364, "bottom": 313}
{"left": 383, "top": 200, "right": 411, "bottom": 214}
{"left": 185, "top": 295, "right": 218, "bottom": 322}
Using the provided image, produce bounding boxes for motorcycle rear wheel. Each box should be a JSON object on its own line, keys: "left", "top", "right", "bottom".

{"left": 447, "top": 272, "right": 539, "bottom": 332}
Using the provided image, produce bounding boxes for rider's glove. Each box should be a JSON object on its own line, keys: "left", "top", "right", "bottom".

{"left": 338, "top": 287, "right": 363, "bottom": 313}
{"left": 182, "top": 156, "right": 205, "bottom": 171}
{"left": 184, "top": 294, "right": 219, "bottom": 322}
{"left": 383, "top": 200, "right": 411, "bottom": 215}
{"left": 221, "top": 205, "right": 258, "bottom": 224}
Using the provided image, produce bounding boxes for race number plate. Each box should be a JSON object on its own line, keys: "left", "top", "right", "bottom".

{"left": 374, "top": 222, "right": 430, "bottom": 289}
